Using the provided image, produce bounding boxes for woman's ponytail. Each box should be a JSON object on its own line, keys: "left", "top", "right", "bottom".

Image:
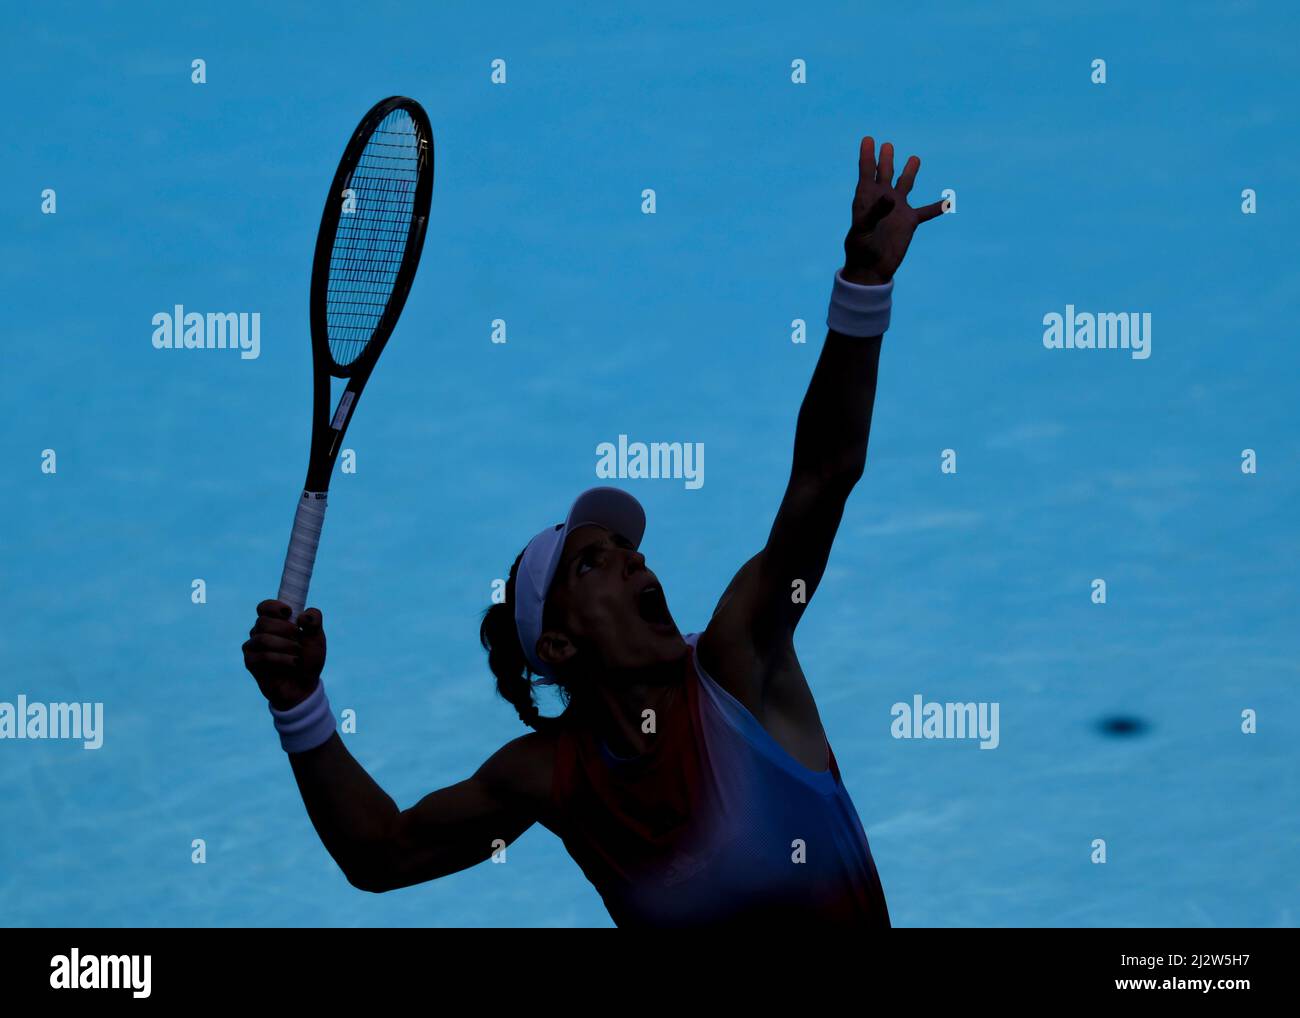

{"left": 478, "top": 551, "right": 570, "bottom": 732}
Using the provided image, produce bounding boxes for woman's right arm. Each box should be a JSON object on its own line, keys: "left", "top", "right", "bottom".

{"left": 243, "top": 599, "right": 543, "bottom": 893}
{"left": 285, "top": 730, "right": 540, "bottom": 892}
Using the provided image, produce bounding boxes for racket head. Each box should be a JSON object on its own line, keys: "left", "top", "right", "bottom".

{"left": 309, "top": 96, "right": 434, "bottom": 380}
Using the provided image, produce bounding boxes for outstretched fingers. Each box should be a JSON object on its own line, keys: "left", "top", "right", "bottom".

{"left": 853, "top": 134, "right": 947, "bottom": 231}
{"left": 896, "top": 155, "right": 920, "bottom": 197}
{"left": 858, "top": 136, "right": 877, "bottom": 184}
{"left": 916, "top": 199, "right": 947, "bottom": 224}
{"left": 876, "top": 141, "right": 895, "bottom": 185}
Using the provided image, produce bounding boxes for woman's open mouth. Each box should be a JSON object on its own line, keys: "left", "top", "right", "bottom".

{"left": 635, "top": 582, "right": 676, "bottom": 630}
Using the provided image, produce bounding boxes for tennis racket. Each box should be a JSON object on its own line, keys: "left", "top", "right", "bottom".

{"left": 277, "top": 96, "right": 434, "bottom": 621}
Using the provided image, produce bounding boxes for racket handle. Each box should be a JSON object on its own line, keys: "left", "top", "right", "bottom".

{"left": 278, "top": 491, "right": 328, "bottom": 622}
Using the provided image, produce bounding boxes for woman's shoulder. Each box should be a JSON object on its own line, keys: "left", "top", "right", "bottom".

{"left": 485, "top": 716, "right": 578, "bottom": 829}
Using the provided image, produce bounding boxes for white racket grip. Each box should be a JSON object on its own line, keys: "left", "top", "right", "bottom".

{"left": 278, "top": 491, "right": 328, "bottom": 621}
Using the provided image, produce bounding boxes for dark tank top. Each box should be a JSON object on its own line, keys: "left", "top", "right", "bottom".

{"left": 550, "top": 632, "right": 891, "bottom": 927}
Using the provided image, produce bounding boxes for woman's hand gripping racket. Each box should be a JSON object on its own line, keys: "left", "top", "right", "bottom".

{"left": 277, "top": 96, "right": 435, "bottom": 621}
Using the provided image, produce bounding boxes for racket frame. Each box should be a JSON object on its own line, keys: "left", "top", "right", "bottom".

{"left": 304, "top": 96, "right": 434, "bottom": 491}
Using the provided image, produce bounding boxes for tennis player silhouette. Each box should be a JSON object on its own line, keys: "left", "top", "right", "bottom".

{"left": 243, "top": 137, "right": 946, "bottom": 926}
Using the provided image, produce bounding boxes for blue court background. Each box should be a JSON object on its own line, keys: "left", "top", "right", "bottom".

{"left": 2, "top": 1, "right": 1297, "bottom": 927}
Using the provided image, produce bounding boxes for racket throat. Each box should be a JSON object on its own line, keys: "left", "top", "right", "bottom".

{"left": 329, "top": 389, "right": 356, "bottom": 431}
{"left": 326, "top": 389, "right": 357, "bottom": 459}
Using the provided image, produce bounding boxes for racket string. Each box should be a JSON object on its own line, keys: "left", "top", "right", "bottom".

{"left": 325, "top": 107, "right": 426, "bottom": 367}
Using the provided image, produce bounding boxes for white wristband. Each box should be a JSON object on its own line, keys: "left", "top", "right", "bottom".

{"left": 269, "top": 679, "right": 336, "bottom": 753}
{"left": 827, "top": 269, "right": 893, "bottom": 337}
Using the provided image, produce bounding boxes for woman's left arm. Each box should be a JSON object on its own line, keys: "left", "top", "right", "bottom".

{"left": 706, "top": 137, "right": 946, "bottom": 659}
